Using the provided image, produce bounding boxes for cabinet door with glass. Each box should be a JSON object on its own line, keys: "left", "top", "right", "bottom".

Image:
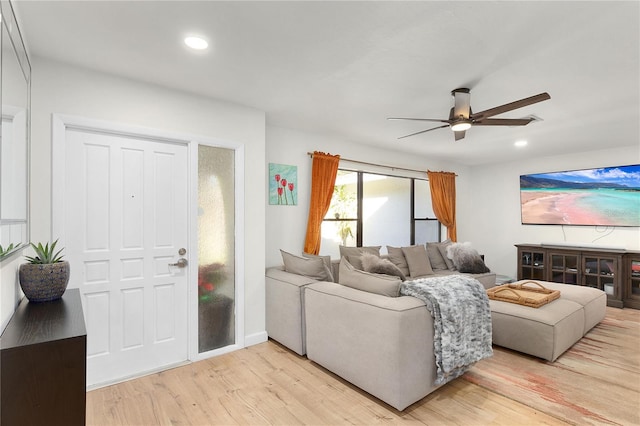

{"left": 624, "top": 253, "right": 640, "bottom": 309}
{"left": 549, "top": 251, "right": 580, "bottom": 284}
{"left": 582, "top": 253, "right": 623, "bottom": 308}
{"left": 518, "top": 247, "right": 545, "bottom": 280}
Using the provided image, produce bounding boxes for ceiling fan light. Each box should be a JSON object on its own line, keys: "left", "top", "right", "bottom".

{"left": 450, "top": 121, "right": 472, "bottom": 132}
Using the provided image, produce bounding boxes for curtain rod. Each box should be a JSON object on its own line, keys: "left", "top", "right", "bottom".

{"left": 306, "top": 152, "right": 458, "bottom": 176}
{"left": 306, "top": 152, "right": 427, "bottom": 175}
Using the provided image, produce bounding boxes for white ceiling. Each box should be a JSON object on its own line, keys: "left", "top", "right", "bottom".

{"left": 13, "top": 1, "right": 640, "bottom": 166}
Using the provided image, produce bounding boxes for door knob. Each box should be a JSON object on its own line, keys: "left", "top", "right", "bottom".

{"left": 169, "top": 258, "right": 188, "bottom": 268}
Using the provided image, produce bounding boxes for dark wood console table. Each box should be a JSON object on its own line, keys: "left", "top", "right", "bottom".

{"left": 0, "top": 288, "right": 86, "bottom": 425}
{"left": 516, "top": 244, "right": 640, "bottom": 309}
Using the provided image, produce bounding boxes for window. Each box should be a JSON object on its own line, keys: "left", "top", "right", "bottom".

{"left": 320, "top": 170, "right": 441, "bottom": 258}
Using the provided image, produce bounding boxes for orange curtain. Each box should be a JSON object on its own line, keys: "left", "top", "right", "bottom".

{"left": 304, "top": 152, "right": 341, "bottom": 254}
{"left": 427, "top": 170, "right": 457, "bottom": 242}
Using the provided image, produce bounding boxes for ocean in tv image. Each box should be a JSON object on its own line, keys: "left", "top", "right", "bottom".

{"left": 520, "top": 164, "right": 640, "bottom": 227}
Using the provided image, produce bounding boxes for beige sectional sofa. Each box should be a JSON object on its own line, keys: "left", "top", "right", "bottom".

{"left": 266, "top": 245, "right": 607, "bottom": 410}
{"left": 266, "top": 246, "right": 495, "bottom": 357}
{"left": 265, "top": 244, "right": 496, "bottom": 410}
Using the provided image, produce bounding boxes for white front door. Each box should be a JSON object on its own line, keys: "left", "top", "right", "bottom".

{"left": 59, "top": 126, "right": 189, "bottom": 387}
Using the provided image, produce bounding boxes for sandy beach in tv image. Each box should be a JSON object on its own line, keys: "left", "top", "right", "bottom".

{"left": 520, "top": 165, "right": 640, "bottom": 227}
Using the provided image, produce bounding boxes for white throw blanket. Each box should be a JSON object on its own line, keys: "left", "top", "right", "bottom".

{"left": 400, "top": 275, "right": 493, "bottom": 385}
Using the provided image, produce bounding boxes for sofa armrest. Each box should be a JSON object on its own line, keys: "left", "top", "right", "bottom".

{"left": 266, "top": 266, "right": 321, "bottom": 287}
{"left": 266, "top": 267, "right": 322, "bottom": 355}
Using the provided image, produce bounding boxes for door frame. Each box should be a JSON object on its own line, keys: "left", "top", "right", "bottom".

{"left": 52, "top": 114, "right": 245, "bottom": 369}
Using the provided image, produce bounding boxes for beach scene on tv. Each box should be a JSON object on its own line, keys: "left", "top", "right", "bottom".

{"left": 520, "top": 165, "right": 640, "bottom": 227}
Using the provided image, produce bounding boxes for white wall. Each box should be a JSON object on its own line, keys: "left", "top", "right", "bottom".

{"left": 19, "top": 56, "right": 267, "bottom": 341}
{"left": 265, "top": 125, "right": 470, "bottom": 267}
{"left": 464, "top": 146, "right": 640, "bottom": 279}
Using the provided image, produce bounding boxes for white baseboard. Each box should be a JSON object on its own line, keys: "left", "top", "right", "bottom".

{"left": 245, "top": 330, "right": 268, "bottom": 347}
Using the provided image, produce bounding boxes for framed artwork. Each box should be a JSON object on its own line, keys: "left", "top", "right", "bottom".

{"left": 269, "top": 163, "right": 297, "bottom": 205}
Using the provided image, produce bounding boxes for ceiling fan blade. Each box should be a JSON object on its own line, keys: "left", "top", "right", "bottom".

{"left": 388, "top": 117, "right": 450, "bottom": 124}
{"left": 454, "top": 130, "right": 466, "bottom": 141}
{"left": 452, "top": 88, "right": 471, "bottom": 119}
{"left": 471, "top": 92, "right": 550, "bottom": 121}
{"left": 473, "top": 118, "right": 534, "bottom": 126}
{"left": 398, "top": 124, "right": 449, "bottom": 139}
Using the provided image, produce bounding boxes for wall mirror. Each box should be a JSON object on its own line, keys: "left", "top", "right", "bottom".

{"left": 0, "top": 0, "right": 30, "bottom": 259}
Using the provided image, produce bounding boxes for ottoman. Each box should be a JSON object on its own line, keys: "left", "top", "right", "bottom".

{"left": 489, "top": 281, "right": 607, "bottom": 362}
{"left": 533, "top": 281, "right": 607, "bottom": 334}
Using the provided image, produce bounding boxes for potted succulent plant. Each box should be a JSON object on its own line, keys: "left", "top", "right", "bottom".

{"left": 18, "top": 239, "right": 70, "bottom": 302}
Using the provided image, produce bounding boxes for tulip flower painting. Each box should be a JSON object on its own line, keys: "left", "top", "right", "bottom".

{"left": 269, "top": 163, "right": 297, "bottom": 205}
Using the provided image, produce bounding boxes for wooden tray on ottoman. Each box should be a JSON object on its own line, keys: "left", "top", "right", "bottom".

{"left": 487, "top": 280, "right": 560, "bottom": 308}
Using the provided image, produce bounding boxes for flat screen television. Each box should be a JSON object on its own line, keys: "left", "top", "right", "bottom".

{"left": 520, "top": 164, "right": 640, "bottom": 227}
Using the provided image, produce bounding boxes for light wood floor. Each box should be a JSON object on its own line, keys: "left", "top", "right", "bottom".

{"left": 87, "top": 307, "right": 640, "bottom": 425}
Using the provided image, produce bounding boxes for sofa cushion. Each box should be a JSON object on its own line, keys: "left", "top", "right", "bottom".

{"left": 338, "top": 257, "right": 401, "bottom": 297}
{"left": 339, "top": 245, "right": 381, "bottom": 258}
{"left": 302, "top": 253, "right": 334, "bottom": 282}
{"left": 361, "top": 252, "right": 406, "bottom": 281}
{"left": 402, "top": 245, "right": 434, "bottom": 278}
{"left": 434, "top": 240, "right": 456, "bottom": 270}
{"left": 386, "top": 246, "right": 410, "bottom": 277}
{"left": 346, "top": 255, "right": 365, "bottom": 270}
{"left": 426, "top": 243, "right": 448, "bottom": 270}
{"left": 339, "top": 246, "right": 381, "bottom": 271}
{"left": 280, "top": 250, "right": 333, "bottom": 281}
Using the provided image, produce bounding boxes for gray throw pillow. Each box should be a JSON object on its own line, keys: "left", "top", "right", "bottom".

{"left": 446, "top": 242, "right": 491, "bottom": 274}
{"left": 386, "top": 246, "right": 410, "bottom": 277}
{"left": 361, "top": 252, "right": 406, "bottom": 281}
{"left": 338, "top": 257, "right": 401, "bottom": 297}
{"left": 401, "top": 245, "right": 435, "bottom": 278}
{"left": 426, "top": 243, "right": 448, "bottom": 270}
{"left": 302, "top": 252, "right": 334, "bottom": 282}
{"left": 280, "top": 250, "right": 333, "bottom": 281}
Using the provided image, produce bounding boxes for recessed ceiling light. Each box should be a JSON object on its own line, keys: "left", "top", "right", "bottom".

{"left": 184, "top": 36, "right": 208, "bottom": 50}
{"left": 514, "top": 140, "right": 528, "bottom": 147}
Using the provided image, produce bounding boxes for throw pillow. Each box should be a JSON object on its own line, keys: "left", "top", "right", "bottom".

{"left": 401, "top": 245, "right": 435, "bottom": 278}
{"left": 386, "top": 246, "right": 410, "bottom": 277}
{"left": 446, "top": 242, "right": 491, "bottom": 274}
{"left": 360, "top": 252, "right": 406, "bottom": 281}
{"left": 338, "top": 257, "right": 401, "bottom": 297}
{"left": 346, "top": 255, "right": 364, "bottom": 270}
{"left": 280, "top": 250, "right": 333, "bottom": 281}
{"left": 426, "top": 243, "right": 448, "bottom": 270}
{"left": 302, "top": 252, "right": 334, "bottom": 282}
{"left": 435, "top": 240, "right": 456, "bottom": 270}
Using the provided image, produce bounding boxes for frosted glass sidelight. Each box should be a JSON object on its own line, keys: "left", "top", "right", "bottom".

{"left": 198, "top": 145, "right": 235, "bottom": 353}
